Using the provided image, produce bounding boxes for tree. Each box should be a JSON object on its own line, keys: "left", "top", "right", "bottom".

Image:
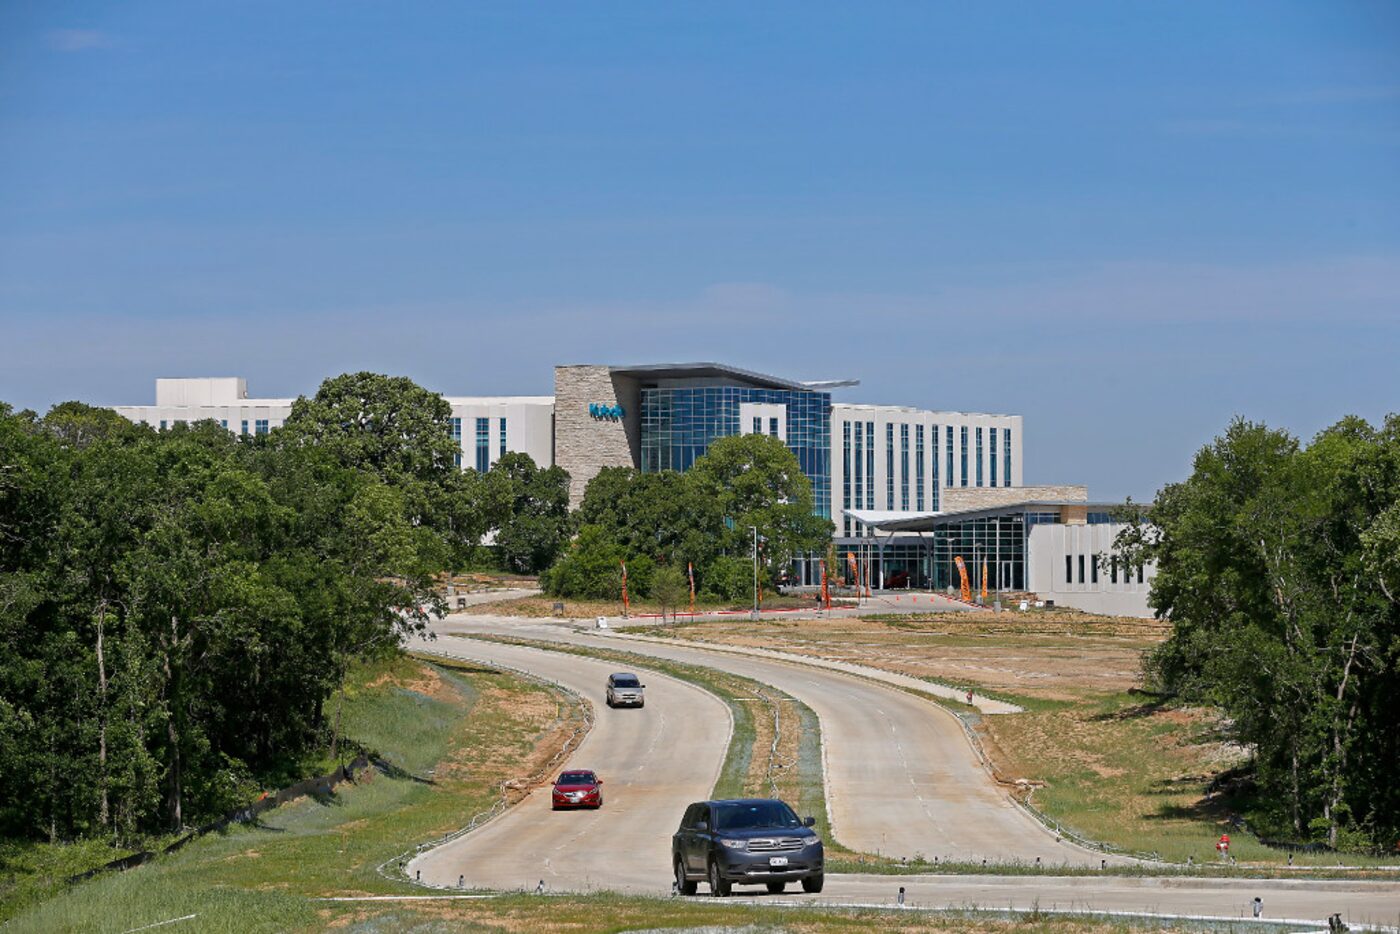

{"left": 487, "top": 453, "right": 572, "bottom": 573}
{"left": 650, "top": 566, "right": 689, "bottom": 622}
{"left": 1132, "top": 415, "right": 1400, "bottom": 849}
{"left": 687, "top": 434, "right": 833, "bottom": 579}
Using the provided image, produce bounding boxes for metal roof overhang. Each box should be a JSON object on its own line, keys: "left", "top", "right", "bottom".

{"left": 609, "top": 362, "right": 832, "bottom": 392}
{"left": 844, "top": 501, "right": 1132, "bottom": 533}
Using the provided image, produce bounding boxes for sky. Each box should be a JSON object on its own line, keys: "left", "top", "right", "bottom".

{"left": 1, "top": 2, "right": 1397, "bottom": 500}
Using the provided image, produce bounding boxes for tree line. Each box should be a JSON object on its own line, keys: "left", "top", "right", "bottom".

{"left": 1123, "top": 416, "right": 1400, "bottom": 851}
{"left": 0, "top": 373, "right": 566, "bottom": 844}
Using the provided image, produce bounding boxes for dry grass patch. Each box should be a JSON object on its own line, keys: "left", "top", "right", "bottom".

{"left": 329, "top": 894, "right": 1177, "bottom": 932}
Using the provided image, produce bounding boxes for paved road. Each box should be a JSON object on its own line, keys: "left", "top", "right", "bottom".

{"left": 431, "top": 614, "right": 1112, "bottom": 868}
{"left": 743, "top": 873, "right": 1400, "bottom": 929}
{"left": 411, "top": 619, "right": 1400, "bottom": 928}
{"left": 408, "top": 635, "right": 730, "bottom": 892}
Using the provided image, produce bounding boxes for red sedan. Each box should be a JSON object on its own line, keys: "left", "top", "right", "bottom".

{"left": 551, "top": 770, "right": 603, "bottom": 810}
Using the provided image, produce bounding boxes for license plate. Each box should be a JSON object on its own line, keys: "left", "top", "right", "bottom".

{"left": 768, "top": 856, "right": 788, "bottom": 867}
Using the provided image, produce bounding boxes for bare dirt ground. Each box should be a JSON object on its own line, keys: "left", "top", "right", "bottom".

{"left": 628, "top": 608, "right": 1170, "bottom": 702}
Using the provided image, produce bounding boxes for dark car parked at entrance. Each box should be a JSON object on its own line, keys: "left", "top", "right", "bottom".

{"left": 672, "top": 798, "right": 824, "bottom": 896}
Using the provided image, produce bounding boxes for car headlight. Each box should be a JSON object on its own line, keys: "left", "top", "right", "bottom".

{"left": 719, "top": 839, "right": 747, "bottom": 850}
{"left": 800, "top": 834, "right": 820, "bottom": 844}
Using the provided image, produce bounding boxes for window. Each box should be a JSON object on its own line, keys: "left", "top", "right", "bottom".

{"left": 886, "top": 423, "right": 895, "bottom": 509}
{"left": 451, "top": 418, "right": 463, "bottom": 468}
{"left": 960, "top": 426, "right": 969, "bottom": 487}
{"left": 500, "top": 417, "right": 507, "bottom": 458}
{"left": 946, "top": 426, "right": 954, "bottom": 491}
{"left": 255, "top": 419, "right": 269, "bottom": 436}
{"left": 769, "top": 417, "right": 779, "bottom": 438}
{"left": 159, "top": 420, "right": 167, "bottom": 431}
{"left": 1003, "top": 427, "right": 1012, "bottom": 487}
{"left": 853, "top": 422, "right": 863, "bottom": 517}
{"left": 842, "top": 421, "right": 852, "bottom": 536}
{"left": 932, "top": 425, "right": 940, "bottom": 511}
{"left": 915, "top": 425, "right": 925, "bottom": 511}
{"left": 1078, "top": 554, "right": 1085, "bottom": 584}
{"left": 1065, "top": 555, "right": 1073, "bottom": 584}
{"left": 241, "top": 420, "right": 248, "bottom": 436}
{"left": 990, "top": 429, "right": 998, "bottom": 486}
{"left": 220, "top": 419, "right": 228, "bottom": 429}
{"left": 976, "top": 428, "right": 984, "bottom": 487}
{"left": 865, "top": 422, "right": 874, "bottom": 509}
{"left": 753, "top": 417, "right": 762, "bottom": 434}
{"left": 899, "top": 424, "right": 909, "bottom": 510}
{"left": 1091, "top": 554, "right": 1099, "bottom": 584}
{"left": 1111, "top": 557, "right": 1118, "bottom": 584}
{"left": 1138, "top": 563, "right": 1145, "bottom": 584}
{"left": 476, "top": 417, "right": 490, "bottom": 472}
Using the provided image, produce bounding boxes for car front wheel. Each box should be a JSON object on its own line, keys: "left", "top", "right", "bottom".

{"left": 801, "top": 873, "right": 824, "bottom": 894}
{"left": 674, "top": 858, "right": 697, "bottom": 896}
{"left": 708, "top": 859, "right": 731, "bottom": 897}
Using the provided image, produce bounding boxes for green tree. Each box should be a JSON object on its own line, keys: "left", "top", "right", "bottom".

{"left": 687, "top": 434, "right": 833, "bottom": 579}
{"left": 1132, "top": 416, "right": 1400, "bottom": 848}
{"left": 650, "top": 565, "right": 689, "bottom": 621}
{"left": 487, "top": 453, "right": 572, "bottom": 573}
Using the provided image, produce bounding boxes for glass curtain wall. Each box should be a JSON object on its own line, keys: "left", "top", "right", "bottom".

{"left": 639, "top": 385, "right": 832, "bottom": 518}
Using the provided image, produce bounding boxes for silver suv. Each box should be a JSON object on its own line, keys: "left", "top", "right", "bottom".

{"left": 605, "top": 672, "right": 645, "bottom": 708}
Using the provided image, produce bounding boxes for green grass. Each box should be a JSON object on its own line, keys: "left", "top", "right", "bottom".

{"left": 3, "top": 654, "right": 585, "bottom": 932}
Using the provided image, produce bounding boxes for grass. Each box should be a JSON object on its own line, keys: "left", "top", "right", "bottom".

{"left": 3, "top": 653, "right": 586, "bottom": 932}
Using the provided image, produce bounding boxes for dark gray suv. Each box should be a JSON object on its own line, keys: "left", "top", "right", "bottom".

{"left": 672, "top": 798, "right": 824, "bottom": 896}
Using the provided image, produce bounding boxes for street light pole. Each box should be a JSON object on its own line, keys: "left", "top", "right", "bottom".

{"left": 750, "top": 525, "right": 759, "bottom": 619}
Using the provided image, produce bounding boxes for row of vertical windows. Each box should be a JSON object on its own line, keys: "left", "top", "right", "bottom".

{"left": 837, "top": 418, "right": 1015, "bottom": 526}
{"left": 1065, "top": 553, "right": 1146, "bottom": 585}
{"left": 500, "top": 417, "right": 507, "bottom": 458}
{"left": 452, "top": 418, "right": 463, "bottom": 468}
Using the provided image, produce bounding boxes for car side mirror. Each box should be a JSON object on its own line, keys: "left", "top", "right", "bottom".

{"left": 803, "top": 816, "right": 816, "bottom": 827}
{"left": 596, "top": 779, "right": 603, "bottom": 784}
{"left": 696, "top": 820, "right": 708, "bottom": 832}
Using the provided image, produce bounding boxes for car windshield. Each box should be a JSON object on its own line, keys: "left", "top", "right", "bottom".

{"left": 558, "top": 772, "right": 594, "bottom": 784}
{"left": 714, "top": 801, "right": 801, "bottom": 831}
{"left": 612, "top": 675, "right": 640, "bottom": 687}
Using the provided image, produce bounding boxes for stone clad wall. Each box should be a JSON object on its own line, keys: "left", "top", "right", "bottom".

{"left": 554, "top": 365, "right": 641, "bottom": 507}
{"left": 939, "top": 484, "right": 1088, "bottom": 513}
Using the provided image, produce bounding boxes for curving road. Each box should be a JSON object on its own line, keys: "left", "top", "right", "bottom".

{"left": 431, "top": 614, "right": 1111, "bottom": 868}
{"left": 409, "top": 615, "right": 1400, "bottom": 927}
{"left": 408, "top": 635, "right": 730, "bottom": 892}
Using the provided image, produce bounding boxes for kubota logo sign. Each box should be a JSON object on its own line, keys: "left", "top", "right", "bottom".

{"left": 588, "top": 403, "right": 625, "bottom": 420}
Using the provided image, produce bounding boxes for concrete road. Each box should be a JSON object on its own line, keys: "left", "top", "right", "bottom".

{"left": 738, "top": 873, "right": 1400, "bottom": 930}
{"left": 408, "top": 635, "right": 730, "bottom": 892}
{"left": 431, "top": 615, "right": 1114, "bottom": 868}
{"left": 410, "top": 621, "right": 1400, "bottom": 927}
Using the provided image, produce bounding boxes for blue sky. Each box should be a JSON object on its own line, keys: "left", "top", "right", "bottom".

{"left": 1, "top": 2, "right": 1397, "bottom": 499}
